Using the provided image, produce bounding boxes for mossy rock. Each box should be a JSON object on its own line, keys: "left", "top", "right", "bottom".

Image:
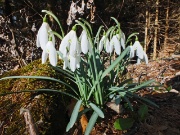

{"left": 0, "top": 59, "right": 74, "bottom": 135}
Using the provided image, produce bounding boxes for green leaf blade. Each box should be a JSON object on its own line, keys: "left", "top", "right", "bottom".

{"left": 89, "top": 102, "right": 104, "bottom": 118}
{"left": 85, "top": 111, "right": 98, "bottom": 135}
{"left": 66, "top": 100, "right": 82, "bottom": 132}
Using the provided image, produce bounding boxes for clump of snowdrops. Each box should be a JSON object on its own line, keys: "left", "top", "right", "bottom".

{"left": 0, "top": 10, "right": 156, "bottom": 135}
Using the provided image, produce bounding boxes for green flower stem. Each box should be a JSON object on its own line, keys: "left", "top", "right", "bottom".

{"left": 76, "top": 20, "right": 103, "bottom": 107}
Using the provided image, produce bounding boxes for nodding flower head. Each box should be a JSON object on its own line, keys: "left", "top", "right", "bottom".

{"left": 110, "top": 33, "right": 121, "bottom": 55}
{"left": 116, "top": 30, "right": 126, "bottom": 50}
{"left": 36, "top": 15, "right": 55, "bottom": 50}
{"left": 42, "top": 39, "right": 57, "bottom": 66}
{"left": 132, "top": 37, "right": 148, "bottom": 64}
{"left": 59, "top": 25, "right": 81, "bottom": 72}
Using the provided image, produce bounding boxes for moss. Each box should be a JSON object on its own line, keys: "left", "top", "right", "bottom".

{"left": 0, "top": 59, "right": 74, "bottom": 135}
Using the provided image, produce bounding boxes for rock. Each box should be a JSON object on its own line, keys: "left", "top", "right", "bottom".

{"left": 0, "top": 59, "right": 73, "bottom": 135}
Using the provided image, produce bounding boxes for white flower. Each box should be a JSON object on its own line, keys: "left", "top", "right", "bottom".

{"left": 110, "top": 35, "right": 121, "bottom": 55}
{"left": 116, "top": 30, "right": 126, "bottom": 49}
{"left": 59, "top": 29, "right": 80, "bottom": 58}
{"left": 133, "top": 40, "right": 144, "bottom": 59}
{"left": 80, "top": 30, "right": 90, "bottom": 54}
{"left": 36, "top": 22, "right": 55, "bottom": 50}
{"left": 59, "top": 27, "right": 81, "bottom": 72}
{"left": 42, "top": 41, "right": 57, "bottom": 66}
{"left": 131, "top": 40, "right": 148, "bottom": 64}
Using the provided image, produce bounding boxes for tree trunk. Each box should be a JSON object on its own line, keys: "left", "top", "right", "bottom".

{"left": 144, "top": 1, "right": 149, "bottom": 53}
{"left": 153, "top": 0, "right": 159, "bottom": 60}
{"left": 163, "top": 0, "right": 170, "bottom": 50}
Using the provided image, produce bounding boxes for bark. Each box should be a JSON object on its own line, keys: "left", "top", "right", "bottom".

{"left": 163, "top": 0, "right": 170, "bottom": 50}
{"left": 144, "top": 1, "right": 149, "bottom": 53}
{"left": 153, "top": 0, "right": 159, "bottom": 60}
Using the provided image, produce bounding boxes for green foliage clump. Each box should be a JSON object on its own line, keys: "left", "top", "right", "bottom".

{"left": 0, "top": 59, "right": 71, "bottom": 135}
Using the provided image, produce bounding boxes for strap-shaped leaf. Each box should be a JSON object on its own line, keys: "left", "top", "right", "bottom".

{"left": 66, "top": 100, "right": 82, "bottom": 132}
{"left": 0, "top": 76, "right": 79, "bottom": 96}
{"left": 89, "top": 102, "right": 104, "bottom": 118}
{"left": 84, "top": 111, "right": 98, "bottom": 135}
{"left": 101, "top": 47, "right": 130, "bottom": 80}
{"left": 0, "top": 89, "right": 79, "bottom": 100}
{"left": 128, "top": 79, "right": 154, "bottom": 92}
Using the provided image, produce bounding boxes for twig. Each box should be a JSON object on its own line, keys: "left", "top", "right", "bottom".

{"left": 20, "top": 108, "right": 38, "bottom": 135}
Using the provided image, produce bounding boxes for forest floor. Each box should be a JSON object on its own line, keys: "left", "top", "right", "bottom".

{"left": 67, "top": 58, "right": 180, "bottom": 135}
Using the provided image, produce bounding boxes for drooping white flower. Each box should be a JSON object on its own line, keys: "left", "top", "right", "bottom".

{"left": 116, "top": 30, "right": 126, "bottom": 49}
{"left": 59, "top": 28, "right": 80, "bottom": 58}
{"left": 36, "top": 19, "right": 55, "bottom": 50}
{"left": 133, "top": 40, "right": 144, "bottom": 59}
{"left": 80, "top": 30, "right": 90, "bottom": 54}
{"left": 130, "top": 38, "right": 148, "bottom": 64}
{"left": 110, "top": 35, "right": 121, "bottom": 55}
{"left": 59, "top": 26, "right": 81, "bottom": 72}
{"left": 42, "top": 40, "right": 57, "bottom": 66}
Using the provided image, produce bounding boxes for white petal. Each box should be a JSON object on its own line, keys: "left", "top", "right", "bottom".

{"left": 63, "top": 57, "right": 69, "bottom": 70}
{"left": 81, "top": 30, "right": 89, "bottom": 54}
{"left": 76, "top": 55, "right": 81, "bottom": 69}
{"left": 42, "top": 50, "right": 48, "bottom": 64}
{"left": 113, "top": 36, "right": 121, "bottom": 55}
{"left": 133, "top": 41, "right": 144, "bottom": 59}
{"left": 129, "top": 46, "right": 135, "bottom": 58}
{"left": 137, "top": 58, "right": 141, "bottom": 64}
{"left": 120, "top": 32, "right": 125, "bottom": 49}
{"left": 59, "top": 35, "right": 70, "bottom": 58}
{"left": 70, "top": 55, "right": 77, "bottom": 72}
{"left": 70, "top": 35, "right": 79, "bottom": 56}
{"left": 109, "top": 37, "right": 115, "bottom": 54}
{"left": 105, "top": 39, "right": 110, "bottom": 53}
{"left": 36, "top": 33, "right": 40, "bottom": 47}
{"left": 46, "top": 41, "right": 57, "bottom": 66}
{"left": 38, "top": 22, "right": 49, "bottom": 50}
{"left": 99, "top": 36, "right": 105, "bottom": 52}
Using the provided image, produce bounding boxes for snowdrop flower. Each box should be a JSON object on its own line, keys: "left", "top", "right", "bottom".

{"left": 42, "top": 38, "right": 57, "bottom": 66}
{"left": 116, "top": 30, "right": 125, "bottom": 49}
{"left": 59, "top": 25, "right": 81, "bottom": 71}
{"left": 36, "top": 16, "right": 55, "bottom": 50}
{"left": 59, "top": 26, "right": 80, "bottom": 58}
{"left": 132, "top": 37, "right": 148, "bottom": 64}
{"left": 133, "top": 40, "right": 144, "bottom": 59}
{"left": 80, "top": 30, "right": 90, "bottom": 54}
{"left": 99, "top": 33, "right": 110, "bottom": 54}
{"left": 110, "top": 34, "right": 121, "bottom": 55}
